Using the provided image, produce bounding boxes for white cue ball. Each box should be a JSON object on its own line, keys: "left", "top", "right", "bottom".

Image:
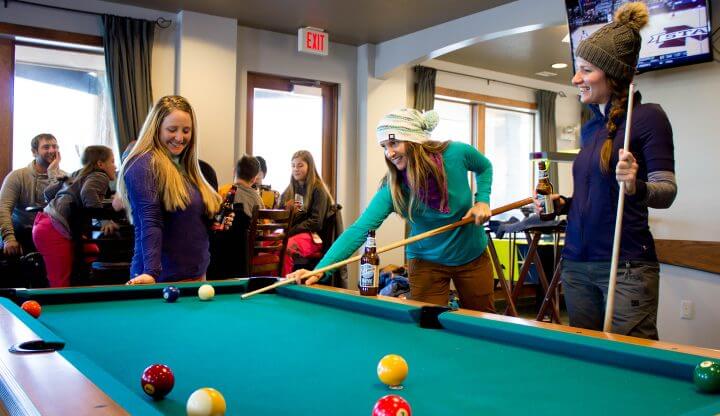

{"left": 198, "top": 284, "right": 215, "bottom": 301}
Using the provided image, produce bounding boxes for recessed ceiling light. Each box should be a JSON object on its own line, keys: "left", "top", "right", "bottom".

{"left": 562, "top": 34, "right": 570, "bottom": 43}
{"left": 535, "top": 71, "right": 557, "bottom": 77}
{"left": 551, "top": 63, "right": 568, "bottom": 69}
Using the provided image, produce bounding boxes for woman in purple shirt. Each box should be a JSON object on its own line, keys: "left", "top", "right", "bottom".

{"left": 118, "top": 96, "right": 228, "bottom": 284}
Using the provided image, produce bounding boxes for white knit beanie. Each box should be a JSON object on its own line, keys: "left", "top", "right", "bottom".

{"left": 376, "top": 108, "right": 440, "bottom": 144}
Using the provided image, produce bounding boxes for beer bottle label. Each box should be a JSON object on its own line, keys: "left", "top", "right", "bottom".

{"left": 366, "top": 237, "right": 376, "bottom": 248}
{"left": 360, "top": 263, "right": 378, "bottom": 288}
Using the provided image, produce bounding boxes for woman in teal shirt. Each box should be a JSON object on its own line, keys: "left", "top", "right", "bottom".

{"left": 289, "top": 108, "right": 495, "bottom": 312}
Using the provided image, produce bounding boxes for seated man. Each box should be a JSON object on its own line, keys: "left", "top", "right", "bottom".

{"left": 0, "top": 133, "right": 66, "bottom": 257}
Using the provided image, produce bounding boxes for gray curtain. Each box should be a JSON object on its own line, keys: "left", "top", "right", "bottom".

{"left": 414, "top": 66, "right": 436, "bottom": 111}
{"left": 536, "top": 90, "right": 559, "bottom": 186}
{"left": 102, "top": 15, "right": 154, "bottom": 153}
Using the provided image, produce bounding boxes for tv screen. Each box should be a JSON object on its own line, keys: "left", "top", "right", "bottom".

{"left": 565, "top": 0, "right": 713, "bottom": 73}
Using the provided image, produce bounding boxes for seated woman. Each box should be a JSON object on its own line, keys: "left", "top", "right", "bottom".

{"left": 32, "top": 146, "right": 117, "bottom": 287}
{"left": 117, "top": 95, "right": 231, "bottom": 285}
{"left": 280, "top": 150, "right": 333, "bottom": 276}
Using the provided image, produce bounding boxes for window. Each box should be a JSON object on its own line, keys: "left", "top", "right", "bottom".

{"left": 435, "top": 87, "right": 537, "bottom": 219}
{"left": 246, "top": 72, "right": 338, "bottom": 197}
{"left": 13, "top": 45, "right": 117, "bottom": 172}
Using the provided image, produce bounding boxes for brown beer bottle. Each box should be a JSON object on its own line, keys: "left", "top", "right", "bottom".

{"left": 536, "top": 160, "right": 555, "bottom": 221}
{"left": 212, "top": 184, "right": 237, "bottom": 231}
{"left": 359, "top": 230, "right": 380, "bottom": 296}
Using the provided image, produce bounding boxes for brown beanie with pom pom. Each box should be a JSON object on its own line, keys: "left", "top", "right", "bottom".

{"left": 575, "top": 2, "right": 649, "bottom": 80}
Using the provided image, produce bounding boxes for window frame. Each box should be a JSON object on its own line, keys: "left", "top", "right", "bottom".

{"left": 246, "top": 71, "right": 338, "bottom": 198}
{"left": 0, "top": 23, "right": 103, "bottom": 182}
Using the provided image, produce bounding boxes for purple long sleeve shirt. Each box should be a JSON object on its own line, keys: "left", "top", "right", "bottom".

{"left": 124, "top": 153, "right": 210, "bottom": 282}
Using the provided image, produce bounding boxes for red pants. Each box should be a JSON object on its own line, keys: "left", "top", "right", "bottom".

{"left": 33, "top": 213, "right": 73, "bottom": 288}
{"left": 282, "top": 232, "right": 323, "bottom": 276}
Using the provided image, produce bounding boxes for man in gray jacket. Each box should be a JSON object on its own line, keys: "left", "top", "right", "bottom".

{"left": 0, "top": 133, "right": 66, "bottom": 256}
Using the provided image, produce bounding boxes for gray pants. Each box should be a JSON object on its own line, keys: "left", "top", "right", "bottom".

{"left": 561, "top": 259, "right": 660, "bottom": 340}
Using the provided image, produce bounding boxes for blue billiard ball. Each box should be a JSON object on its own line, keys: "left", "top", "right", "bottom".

{"left": 163, "top": 286, "right": 180, "bottom": 303}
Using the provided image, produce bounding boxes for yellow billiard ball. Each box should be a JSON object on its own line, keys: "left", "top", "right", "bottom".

{"left": 198, "top": 284, "right": 215, "bottom": 301}
{"left": 186, "top": 387, "right": 226, "bottom": 416}
{"left": 377, "top": 354, "right": 409, "bottom": 389}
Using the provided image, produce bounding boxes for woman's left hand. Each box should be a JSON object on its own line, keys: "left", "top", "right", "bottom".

{"left": 463, "top": 202, "right": 492, "bottom": 225}
{"left": 616, "top": 149, "right": 638, "bottom": 195}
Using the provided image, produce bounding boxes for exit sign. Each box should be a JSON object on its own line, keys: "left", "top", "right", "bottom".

{"left": 298, "top": 27, "right": 329, "bottom": 56}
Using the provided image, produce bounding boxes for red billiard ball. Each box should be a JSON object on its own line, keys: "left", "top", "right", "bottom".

{"left": 21, "top": 300, "right": 41, "bottom": 318}
{"left": 141, "top": 364, "right": 175, "bottom": 399}
{"left": 372, "top": 394, "right": 412, "bottom": 416}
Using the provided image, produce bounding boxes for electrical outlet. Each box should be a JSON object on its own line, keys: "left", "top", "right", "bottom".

{"left": 681, "top": 300, "right": 695, "bottom": 320}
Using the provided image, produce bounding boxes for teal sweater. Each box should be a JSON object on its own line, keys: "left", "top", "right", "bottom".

{"left": 316, "top": 141, "right": 492, "bottom": 277}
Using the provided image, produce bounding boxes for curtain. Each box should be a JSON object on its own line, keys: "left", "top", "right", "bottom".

{"left": 414, "top": 66, "right": 436, "bottom": 111}
{"left": 536, "top": 90, "right": 559, "bottom": 187}
{"left": 101, "top": 15, "right": 155, "bottom": 153}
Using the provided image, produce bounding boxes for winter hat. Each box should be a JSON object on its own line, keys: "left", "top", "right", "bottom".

{"left": 575, "top": 2, "right": 649, "bottom": 80}
{"left": 376, "top": 108, "right": 440, "bottom": 144}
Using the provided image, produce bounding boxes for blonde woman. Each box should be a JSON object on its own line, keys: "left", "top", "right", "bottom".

{"left": 118, "top": 95, "right": 228, "bottom": 284}
{"left": 288, "top": 109, "right": 495, "bottom": 312}
{"left": 280, "top": 150, "right": 334, "bottom": 276}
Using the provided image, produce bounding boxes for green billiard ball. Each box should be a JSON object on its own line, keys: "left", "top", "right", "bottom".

{"left": 694, "top": 360, "right": 720, "bottom": 393}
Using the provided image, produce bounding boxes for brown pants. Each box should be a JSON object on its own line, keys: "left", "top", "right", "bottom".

{"left": 407, "top": 250, "right": 495, "bottom": 313}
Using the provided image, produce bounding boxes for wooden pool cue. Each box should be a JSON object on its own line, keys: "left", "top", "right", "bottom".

{"left": 241, "top": 197, "right": 534, "bottom": 300}
{"left": 603, "top": 82, "right": 636, "bottom": 333}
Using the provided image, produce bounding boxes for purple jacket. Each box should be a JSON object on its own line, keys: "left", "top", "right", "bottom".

{"left": 124, "top": 154, "right": 210, "bottom": 281}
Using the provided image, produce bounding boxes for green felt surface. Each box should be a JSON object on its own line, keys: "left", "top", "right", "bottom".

{"left": 10, "top": 284, "right": 720, "bottom": 415}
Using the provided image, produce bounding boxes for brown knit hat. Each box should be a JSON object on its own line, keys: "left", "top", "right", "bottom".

{"left": 576, "top": 2, "right": 649, "bottom": 80}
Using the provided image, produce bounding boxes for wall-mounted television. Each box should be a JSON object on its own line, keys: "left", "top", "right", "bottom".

{"left": 565, "top": 0, "right": 713, "bottom": 73}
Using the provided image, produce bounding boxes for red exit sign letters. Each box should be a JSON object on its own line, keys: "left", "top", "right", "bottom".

{"left": 298, "top": 27, "right": 329, "bottom": 56}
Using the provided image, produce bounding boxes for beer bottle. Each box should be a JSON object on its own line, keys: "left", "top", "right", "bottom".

{"left": 536, "top": 160, "right": 555, "bottom": 221}
{"left": 359, "top": 230, "right": 380, "bottom": 296}
{"left": 213, "top": 184, "right": 237, "bottom": 231}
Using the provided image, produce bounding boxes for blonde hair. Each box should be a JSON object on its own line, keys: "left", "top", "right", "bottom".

{"left": 117, "top": 95, "right": 221, "bottom": 221}
{"left": 281, "top": 150, "right": 334, "bottom": 210}
{"left": 383, "top": 140, "right": 449, "bottom": 221}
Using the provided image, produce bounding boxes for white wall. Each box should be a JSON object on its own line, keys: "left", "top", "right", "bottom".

{"left": 423, "top": 59, "right": 580, "bottom": 196}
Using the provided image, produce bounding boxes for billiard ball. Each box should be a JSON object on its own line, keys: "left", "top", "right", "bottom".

{"left": 372, "top": 394, "right": 412, "bottom": 416}
{"left": 141, "top": 364, "right": 175, "bottom": 399}
{"left": 198, "top": 284, "right": 215, "bottom": 301}
{"left": 377, "top": 354, "right": 408, "bottom": 389}
{"left": 186, "top": 387, "right": 226, "bottom": 416}
{"left": 694, "top": 360, "right": 720, "bottom": 393}
{"left": 162, "top": 286, "right": 180, "bottom": 303}
{"left": 21, "top": 300, "right": 41, "bottom": 318}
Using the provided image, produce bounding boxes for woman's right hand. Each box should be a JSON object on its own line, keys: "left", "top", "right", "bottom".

{"left": 534, "top": 193, "right": 564, "bottom": 214}
{"left": 285, "top": 269, "right": 321, "bottom": 285}
{"left": 126, "top": 274, "right": 156, "bottom": 285}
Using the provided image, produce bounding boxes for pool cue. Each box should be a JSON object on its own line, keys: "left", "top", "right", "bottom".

{"left": 603, "top": 82, "right": 636, "bottom": 333}
{"left": 241, "top": 197, "right": 533, "bottom": 299}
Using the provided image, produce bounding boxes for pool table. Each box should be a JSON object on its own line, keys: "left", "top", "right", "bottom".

{"left": 1, "top": 279, "right": 719, "bottom": 415}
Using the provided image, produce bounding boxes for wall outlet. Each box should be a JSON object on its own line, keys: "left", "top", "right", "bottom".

{"left": 681, "top": 300, "right": 695, "bottom": 320}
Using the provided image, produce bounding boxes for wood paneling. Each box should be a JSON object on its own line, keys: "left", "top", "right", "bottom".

{"left": 0, "top": 22, "right": 102, "bottom": 47}
{"left": 436, "top": 86, "right": 537, "bottom": 110}
{"left": 655, "top": 239, "right": 720, "bottom": 275}
{"left": 0, "top": 38, "right": 14, "bottom": 182}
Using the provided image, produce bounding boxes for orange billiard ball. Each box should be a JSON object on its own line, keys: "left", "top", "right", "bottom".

{"left": 377, "top": 354, "right": 409, "bottom": 389}
{"left": 21, "top": 300, "right": 41, "bottom": 318}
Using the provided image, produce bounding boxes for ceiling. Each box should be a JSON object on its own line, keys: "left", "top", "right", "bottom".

{"left": 103, "top": 0, "right": 517, "bottom": 45}
{"left": 436, "top": 25, "right": 575, "bottom": 85}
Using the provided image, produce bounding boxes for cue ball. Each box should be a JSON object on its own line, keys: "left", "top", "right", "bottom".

{"left": 141, "top": 364, "right": 174, "bottom": 399}
{"left": 198, "top": 284, "right": 215, "bottom": 301}
{"left": 377, "top": 354, "right": 409, "bottom": 388}
{"left": 694, "top": 360, "right": 720, "bottom": 393}
{"left": 186, "top": 387, "right": 226, "bottom": 416}
{"left": 372, "top": 394, "right": 412, "bottom": 416}
{"left": 163, "top": 286, "right": 180, "bottom": 303}
{"left": 21, "top": 300, "right": 41, "bottom": 318}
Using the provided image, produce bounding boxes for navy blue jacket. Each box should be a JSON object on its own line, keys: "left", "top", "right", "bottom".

{"left": 562, "top": 92, "right": 674, "bottom": 262}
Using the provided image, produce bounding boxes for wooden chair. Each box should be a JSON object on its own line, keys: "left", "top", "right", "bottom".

{"left": 247, "top": 207, "right": 294, "bottom": 277}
